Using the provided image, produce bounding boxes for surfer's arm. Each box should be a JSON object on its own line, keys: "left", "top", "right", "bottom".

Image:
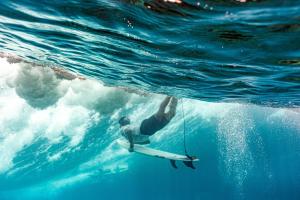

{"left": 128, "top": 131, "right": 134, "bottom": 152}
{"left": 123, "top": 127, "right": 134, "bottom": 152}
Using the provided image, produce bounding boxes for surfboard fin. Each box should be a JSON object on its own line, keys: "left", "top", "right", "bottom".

{"left": 183, "top": 161, "right": 196, "bottom": 169}
{"left": 170, "top": 160, "right": 178, "bottom": 169}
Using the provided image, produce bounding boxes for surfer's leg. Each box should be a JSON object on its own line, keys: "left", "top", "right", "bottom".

{"left": 155, "top": 96, "right": 171, "bottom": 119}
{"left": 165, "top": 97, "right": 178, "bottom": 120}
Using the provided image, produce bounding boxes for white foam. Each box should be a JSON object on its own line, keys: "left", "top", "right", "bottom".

{"left": 0, "top": 58, "right": 133, "bottom": 173}
{"left": 12, "top": 63, "right": 65, "bottom": 109}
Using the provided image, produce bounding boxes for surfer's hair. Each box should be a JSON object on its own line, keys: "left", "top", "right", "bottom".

{"left": 119, "top": 116, "right": 130, "bottom": 126}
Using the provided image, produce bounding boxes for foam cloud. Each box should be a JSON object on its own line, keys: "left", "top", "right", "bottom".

{"left": 61, "top": 78, "right": 130, "bottom": 114}
{"left": 12, "top": 63, "right": 66, "bottom": 109}
{"left": 0, "top": 57, "right": 133, "bottom": 173}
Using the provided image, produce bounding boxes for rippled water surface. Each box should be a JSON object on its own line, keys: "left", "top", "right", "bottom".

{"left": 0, "top": 0, "right": 299, "bottom": 106}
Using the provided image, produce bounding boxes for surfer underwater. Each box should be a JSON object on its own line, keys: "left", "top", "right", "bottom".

{"left": 119, "top": 96, "right": 178, "bottom": 152}
{"left": 118, "top": 96, "right": 198, "bottom": 169}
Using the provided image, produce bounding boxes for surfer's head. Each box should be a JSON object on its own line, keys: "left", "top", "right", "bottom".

{"left": 119, "top": 116, "right": 130, "bottom": 126}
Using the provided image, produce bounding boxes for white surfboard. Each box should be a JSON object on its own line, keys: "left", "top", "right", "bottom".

{"left": 117, "top": 139, "right": 199, "bottom": 162}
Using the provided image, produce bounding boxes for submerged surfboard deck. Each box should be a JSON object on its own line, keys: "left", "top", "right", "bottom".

{"left": 117, "top": 139, "right": 199, "bottom": 162}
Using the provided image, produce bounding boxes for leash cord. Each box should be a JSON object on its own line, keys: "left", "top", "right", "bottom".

{"left": 181, "top": 99, "right": 189, "bottom": 156}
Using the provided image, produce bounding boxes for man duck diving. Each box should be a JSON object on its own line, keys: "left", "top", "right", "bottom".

{"left": 119, "top": 96, "right": 178, "bottom": 152}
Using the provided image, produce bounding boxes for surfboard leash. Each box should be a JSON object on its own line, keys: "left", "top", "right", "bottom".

{"left": 180, "top": 98, "right": 189, "bottom": 157}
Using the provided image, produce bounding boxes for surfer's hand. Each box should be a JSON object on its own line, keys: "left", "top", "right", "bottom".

{"left": 128, "top": 147, "right": 134, "bottom": 152}
{"left": 129, "top": 143, "right": 134, "bottom": 152}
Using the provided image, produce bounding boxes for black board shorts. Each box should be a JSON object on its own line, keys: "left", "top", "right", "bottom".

{"left": 140, "top": 114, "right": 170, "bottom": 136}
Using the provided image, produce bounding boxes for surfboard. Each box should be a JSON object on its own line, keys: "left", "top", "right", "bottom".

{"left": 117, "top": 139, "right": 199, "bottom": 162}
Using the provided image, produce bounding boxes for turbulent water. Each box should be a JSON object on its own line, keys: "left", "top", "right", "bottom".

{"left": 0, "top": 0, "right": 300, "bottom": 200}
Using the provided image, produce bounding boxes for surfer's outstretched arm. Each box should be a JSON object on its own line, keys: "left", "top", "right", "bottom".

{"left": 128, "top": 135, "right": 134, "bottom": 152}
{"left": 123, "top": 128, "right": 134, "bottom": 152}
{"left": 127, "top": 131, "right": 134, "bottom": 152}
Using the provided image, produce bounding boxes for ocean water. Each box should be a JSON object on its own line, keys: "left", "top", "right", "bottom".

{"left": 0, "top": 0, "right": 299, "bottom": 200}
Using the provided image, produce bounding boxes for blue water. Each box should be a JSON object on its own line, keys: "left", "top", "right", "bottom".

{"left": 0, "top": 0, "right": 300, "bottom": 200}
